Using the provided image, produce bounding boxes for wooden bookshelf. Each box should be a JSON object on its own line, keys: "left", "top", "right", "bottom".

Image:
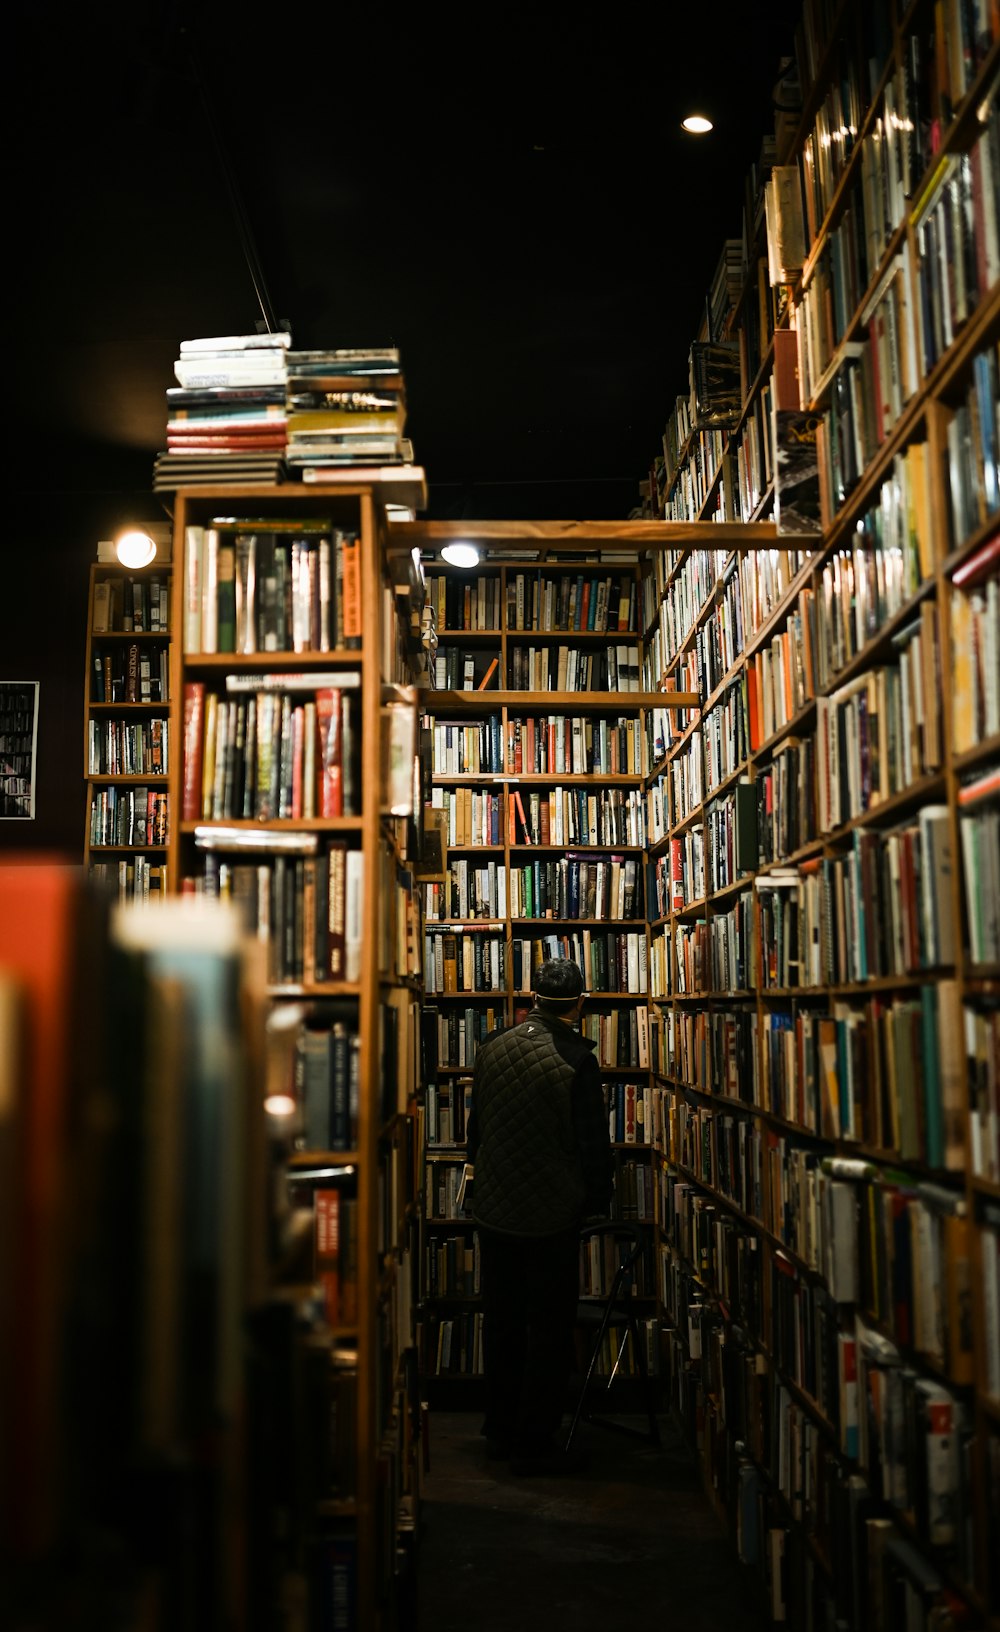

{"left": 623, "top": 6, "right": 1000, "bottom": 1627}
{"left": 82, "top": 559, "right": 173, "bottom": 899}
{"left": 167, "top": 483, "right": 425, "bottom": 1630}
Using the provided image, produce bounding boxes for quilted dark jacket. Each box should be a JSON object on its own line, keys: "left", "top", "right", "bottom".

{"left": 466, "top": 1009, "right": 613, "bottom": 1236}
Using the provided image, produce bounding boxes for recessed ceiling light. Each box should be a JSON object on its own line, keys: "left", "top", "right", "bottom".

{"left": 681, "top": 114, "right": 714, "bottom": 134}
{"left": 440, "top": 542, "right": 481, "bottom": 568}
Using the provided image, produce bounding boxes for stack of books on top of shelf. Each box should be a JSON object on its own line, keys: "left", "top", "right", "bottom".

{"left": 152, "top": 331, "right": 291, "bottom": 493}
{"left": 283, "top": 346, "right": 427, "bottom": 509}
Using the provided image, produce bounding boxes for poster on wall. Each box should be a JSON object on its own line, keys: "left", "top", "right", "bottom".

{"left": 0, "top": 681, "right": 40, "bottom": 819}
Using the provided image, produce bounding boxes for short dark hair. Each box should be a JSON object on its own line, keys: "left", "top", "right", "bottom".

{"left": 533, "top": 958, "right": 584, "bottom": 1010}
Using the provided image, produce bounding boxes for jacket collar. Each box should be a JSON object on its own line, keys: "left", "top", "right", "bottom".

{"left": 526, "top": 1007, "right": 597, "bottom": 1052}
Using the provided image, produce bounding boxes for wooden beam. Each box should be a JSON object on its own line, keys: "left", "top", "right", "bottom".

{"left": 389, "top": 519, "right": 820, "bottom": 552}
{"left": 424, "top": 689, "right": 700, "bottom": 710}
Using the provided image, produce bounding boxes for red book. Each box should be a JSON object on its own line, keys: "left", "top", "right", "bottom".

{"left": 314, "top": 1189, "right": 340, "bottom": 1325}
{"left": 670, "top": 838, "right": 684, "bottom": 912}
{"left": 951, "top": 529, "right": 1000, "bottom": 588}
{"left": 315, "top": 688, "right": 343, "bottom": 817}
{"left": 512, "top": 789, "right": 531, "bottom": 845}
{"left": 182, "top": 682, "right": 205, "bottom": 821}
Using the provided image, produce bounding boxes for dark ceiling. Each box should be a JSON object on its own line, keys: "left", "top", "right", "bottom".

{"left": 11, "top": 1, "right": 803, "bottom": 522}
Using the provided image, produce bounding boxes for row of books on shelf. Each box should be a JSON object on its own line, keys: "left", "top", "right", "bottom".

{"left": 88, "top": 716, "right": 169, "bottom": 777}
{"left": 181, "top": 680, "right": 361, "bottom": 822}
{"left": 89, "top": 856, "right": 169, "bottom": 901}
{"left": 502, "top": 714, "right": 644, "bottom": 777}
{"left": 89, "top": 786, "right": 169, "bottom": 848}
{"left": 506, "top": 853, "right": 642, "bottom": 922}
{"left": 422, "top": 930, "right": 648, "bottom": 999}
{"left": 182, "top": 521, "right": 363, "bottom": 654}
{"left": 651, "top": 894, "right": 753, "bottom": 996}
{"left": 294, "top": 1005, "right": 360, "bottom": 1151}
{"left": 425, "top": 1232, "right": 480, "bottom": 1299}
{"left": 92, "top": 571, "right": 171, "bottom": 633}
{"left": 506, "top": 643, "right": 642, "bottom": 693}
{"left": 190, "top": 838, "right": 364, "bottom": 985}
{"left": 424, "top": 568, "right": 647, "bottom": 637}
{"left": 509, "top": 783, "right": 647, "bottom": 848}
{"left": 91, "top": 641, "right": 169, "bottom": 704}
{"left": 661, "top": 983, "right": 1000, "bottom": 1184}
{"left": 502, "top": 569, "right": 639, "bottom": 634}
{"left": 424, "top": 1078, "right": 472, "bottom": 1148}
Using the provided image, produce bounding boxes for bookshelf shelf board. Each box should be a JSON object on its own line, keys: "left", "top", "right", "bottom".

{"left": 90, "top": 843, "right": 168, "bottom": 853}
{"left": 675, "top": 1159, "right": 761, "bottom": 1235}
{"left": 268, "top": 982, "right": 363, "bottom": 998}
{"left": 423, "top": 1216, "right": 476, "bottom": 1228}
{"left": 509, "top": 917, "right": 648, "bottom": 927}
{"left": 427, "top": 988, "right": 511, "bottom": 1000}
{"left": 508, "top": 843, "right": 645, "bottom": 854}
{"left": 425, "top": 918, "right": 506, "bottom": 928}
{"left": 822, "top": 773, "right": 949, "bottom": 842}
{"left": 669, "top": 894, "right": 711, "bottom": 918}
{"left": 429, "top": 689, "right": 698, "bottom": 709}
{"left": 610, "top": 1141, "right": 654, "bottom": 1152}
{"left": 89, "top": 701, "right": 171, "bottom": 712}
{"left": 964, "top": 965, "right": 1000, "bottom": 984}
{"left": 182, "top": 648, "right": 365, "bottom": 669}
{"left": 89, "top": 774, "right": 169, "bottom": 784}
{"left": 432, "top": 629, "right": 501, "bottom": 640}
{"left": 599, "top": 1066, "right": 652, "bottom": 1076}
{"left": 668, "top": 990, "right": 755, "bottom": 1003}
{"left": 92, "top": 630, "right": 173, "bottom": 641}
{"left": 178, "top": 817, "right": 364, "bottom": 833}
{"left": 753, "top": 698, "right": 817, "bottom": 759}
{"left": 432, "top": 773, "right": 643, "bottom": 786}
{"left": 953, "top": 732, "right": 1000, "bottom": 773}
{"left": 316, "top": 1499, "right": 358, "bottom": 1519}
{"left": 431, "top": 1066, "right": 476, "bottom": 1076}
{"left": 505, "top": 630, "right": 641, "bottom": 646}
{"left": 287, "top": 1149, "right": 361, "bottom": 1168}
{"left": 707, "top": 874, "right": 754, "bottom": 905}
{"left": 818, "top": 577, "right": 939, "bottom": 697}
{"left": 701, "top": 760, "right": 750, "bottom": 806}
{"left": 435, "top": 843, "right": 506, "bottom": 853}
{"left": 757, "top": 1341, "right": 839, "bottom": 1445}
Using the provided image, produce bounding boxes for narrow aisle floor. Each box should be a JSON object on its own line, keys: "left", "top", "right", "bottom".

{"left": 414, "top": 1411, "right": 768, "bottom": 1632}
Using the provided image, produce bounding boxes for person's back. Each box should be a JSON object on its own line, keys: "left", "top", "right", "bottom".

{"left": 470, "top": 1009, "right": 601, "bottom": 1236}
{"left": 466, "top": 958, "right": 613, "bottom": 1473}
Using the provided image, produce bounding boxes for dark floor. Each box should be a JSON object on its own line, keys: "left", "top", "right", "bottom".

{"left": 414, "top": 1410, "right": 769, "bottom": 1632}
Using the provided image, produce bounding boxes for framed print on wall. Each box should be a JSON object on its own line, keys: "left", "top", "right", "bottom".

{"left": 0, "top": 681, "right": 40, "bottom": 819}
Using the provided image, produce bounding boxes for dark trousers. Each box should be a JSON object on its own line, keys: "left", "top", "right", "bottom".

{"left": 479, "top": 1224, "right": 580, "bottom": 1453}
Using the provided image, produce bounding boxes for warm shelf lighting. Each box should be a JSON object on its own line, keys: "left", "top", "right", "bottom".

{"left": 264, "top": 1093, "right": 297, "bottom": 1118}
{"left": 440, "top": 542, "right": 481, "bottom": 568}
{"left": 681, "top": 114, "right": 714, "bottom": 134}
{"left": 115, "top": 528, "right": 158, "bottom": 568}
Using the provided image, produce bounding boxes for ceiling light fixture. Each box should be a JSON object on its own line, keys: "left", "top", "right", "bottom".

{"left": 115, "top": 528, "right": 158, "bottom": 568}
{"left": 681, "top": 114, "right": 714, "bottom": 134}
{"left": 440, "top": 542, "right": 481, "bottom": 569}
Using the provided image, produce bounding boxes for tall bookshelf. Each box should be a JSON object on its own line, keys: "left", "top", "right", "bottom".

{"left": 633, "top": 2, "right": 1000, "bottom": 1627}
{"left": 83, "top": 558, "right": 174, "bottom": 899}
{"left": 167, "top": 483, "right": 426, "bottom": 1630}
{"left": 392, "top": 523, "right": 767, "bottom": 1401}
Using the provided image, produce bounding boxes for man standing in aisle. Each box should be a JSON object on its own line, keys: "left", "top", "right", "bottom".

{"left": 466, "top": 957, "right": 613, "bottom": 1474}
